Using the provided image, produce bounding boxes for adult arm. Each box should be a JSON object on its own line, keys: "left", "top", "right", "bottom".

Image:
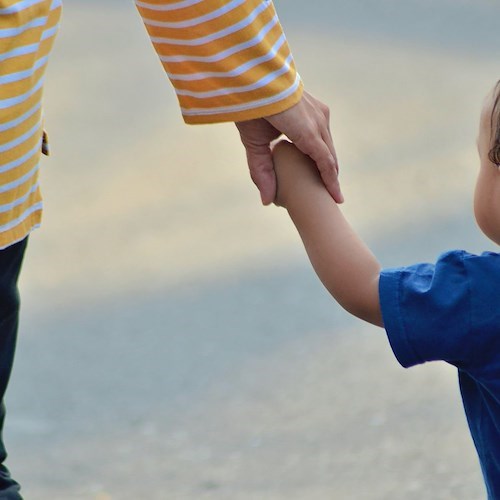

{"left": 135, "top": 0, "right": 341, "bottom": 204}
{"left": 273, "top": 141, "right": 383, "bottom": 327}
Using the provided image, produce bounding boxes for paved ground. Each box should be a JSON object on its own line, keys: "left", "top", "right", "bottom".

{"left": 3, "top": 1, "right": 500, "bottom": 498}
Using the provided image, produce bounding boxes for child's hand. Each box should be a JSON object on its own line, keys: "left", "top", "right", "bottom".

{"left": 272, "top": 140, "right": 325, "bottom": 208}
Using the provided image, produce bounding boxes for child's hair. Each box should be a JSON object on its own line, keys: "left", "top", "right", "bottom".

{"left": 489, "top": 80, "right": 500, "bottom": 166}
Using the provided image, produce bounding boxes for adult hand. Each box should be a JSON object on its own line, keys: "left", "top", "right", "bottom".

{"left": 236, "top": 91, "right": 343, "bottom": 205}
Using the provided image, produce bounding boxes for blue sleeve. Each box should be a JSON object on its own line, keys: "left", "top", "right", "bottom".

{"left": 379, "top": 250, "right": 473, "bottom": 369}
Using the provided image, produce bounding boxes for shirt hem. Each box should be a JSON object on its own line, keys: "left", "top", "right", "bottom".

{"left": 0, "top": 210, "right": 41, "bottom": 250}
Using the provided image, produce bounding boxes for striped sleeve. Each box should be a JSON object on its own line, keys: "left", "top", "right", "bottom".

{"left": 0, "top": 0, "right": 61, "bottom": 249}
{"left": 135, "top": 0, "right": 304, "bottom": 124}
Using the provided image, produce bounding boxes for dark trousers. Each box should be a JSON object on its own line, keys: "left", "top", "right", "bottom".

{"left": 0, "top": 238, "right": 28, "bottom": 499}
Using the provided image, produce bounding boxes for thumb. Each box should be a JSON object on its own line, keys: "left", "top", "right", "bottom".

{"left": 246, "top": 144, "right": 277, "bottom": 206}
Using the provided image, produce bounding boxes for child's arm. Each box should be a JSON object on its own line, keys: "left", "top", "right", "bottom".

{"left": 273, "top": 141, "right": 383, "bottom": 327}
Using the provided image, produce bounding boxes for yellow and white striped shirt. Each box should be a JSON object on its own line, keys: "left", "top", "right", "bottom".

{"left": 0, "top": 0, "right": 60, "bottom": 249}
{"left": 135, "top": 0, "right": 303, "bottom": 124}
{"left": 0, "top": 0, "right": 302, "bottom": 249}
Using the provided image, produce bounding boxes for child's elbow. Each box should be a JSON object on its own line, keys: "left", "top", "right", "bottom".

{"left": 336, "top": 281, "right": 384, "bottom": 328}
{"left": 341, "top": 300, "right": 383, "bottom": 328}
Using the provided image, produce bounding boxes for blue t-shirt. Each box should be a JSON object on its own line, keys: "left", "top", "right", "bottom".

{"left": 379, "top": 250, "right": 500, "bottom": 498}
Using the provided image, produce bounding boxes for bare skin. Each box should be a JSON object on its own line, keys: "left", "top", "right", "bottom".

{"left": 474, "top": 84, "right": 500, "bottom": 244}
{"left": 236, "top": 91, "right": 343, "bottom": 206}
{"left": 272, "top": 83, "right": 500, "bottom": 328}
{"left": 273, "top": 140, "right": 383, "bottom": 327}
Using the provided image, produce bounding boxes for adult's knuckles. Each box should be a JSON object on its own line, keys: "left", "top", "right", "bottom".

{"left": 316, "top": 156, "right": 337, "bottom": 176}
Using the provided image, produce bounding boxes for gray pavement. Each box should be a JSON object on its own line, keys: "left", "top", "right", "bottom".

{"left": 4, "top": 1, "right": 500, "bottom": 498}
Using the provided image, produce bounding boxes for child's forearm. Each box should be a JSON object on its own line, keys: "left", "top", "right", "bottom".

{"left": 274, "top": 141, "right": 383, "bottom": 327}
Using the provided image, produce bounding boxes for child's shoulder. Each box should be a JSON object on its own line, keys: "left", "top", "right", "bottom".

{"left": 404, "top": 249, "right": 500, "bottom": 297}
{"left": 448, "top": 250, "right": 500, "bottom": 308}
{"left": 435, "top": 249, "right": 500, "bottom": 277}
{"left": 458, "top": 249, "right": 500, "bottom": 267}
{"left": 438, "top": 249, "right": 500, "bottom": 265}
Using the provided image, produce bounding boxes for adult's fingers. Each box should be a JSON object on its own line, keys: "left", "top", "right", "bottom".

{"left": 315, "top": 99, "right": 339, "bottom": 171}
{"left": 236, "top": 119, "right": 281, "bottom": 205}
{"left": 246, "top": 144, "right": 277, "bottom": 205}
{"left": 265, "top": 91, "right": 343, "bottom": 202}
{"left": 321, "top": 106, "right": 340, "bottom": 176}
{"left": 295, "top": 129, "right": 344, "bottom": 204}
{"left": 313, "top": 98, "right": 340, "bottom": 179}
{"left": 320, "top": 126, "right": 342, "bottom": 199}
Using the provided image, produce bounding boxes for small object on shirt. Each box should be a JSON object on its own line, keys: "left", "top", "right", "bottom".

{"left": 41, "top": 130, "right": 50, "bottom": 156}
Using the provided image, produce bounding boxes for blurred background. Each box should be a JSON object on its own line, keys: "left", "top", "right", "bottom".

{"left": 5, "top": 0, "right": 499, "bottom": 498}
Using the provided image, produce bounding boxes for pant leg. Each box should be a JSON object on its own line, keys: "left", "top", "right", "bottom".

{"left": 0, "top": 238, "right": 28, "bottom": 500}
